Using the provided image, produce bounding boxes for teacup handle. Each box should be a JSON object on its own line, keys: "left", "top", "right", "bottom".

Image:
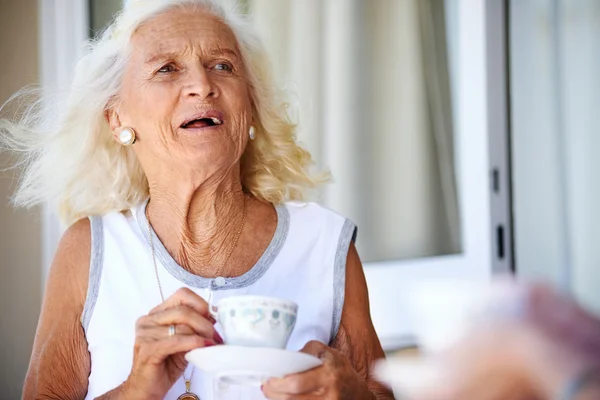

{"left": 209, "top": 304, "right": 219, "bottom": 319}
{"left": 206, "top": 289, "right": 219, "bottom": 319}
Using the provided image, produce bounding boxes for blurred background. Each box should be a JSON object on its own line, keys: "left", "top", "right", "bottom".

{"left": 1, "top": 0, "right": 599, "bottom": 398}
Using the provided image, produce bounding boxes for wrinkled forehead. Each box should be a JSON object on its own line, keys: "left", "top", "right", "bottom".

{"left": 130, "top": 6, "right": 241, "bottom": 62}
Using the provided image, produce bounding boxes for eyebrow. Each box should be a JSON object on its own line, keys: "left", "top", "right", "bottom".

{"left": 208, "top": 48, "right": 240, "bottom": 60}
{"left": 144, "top": 52, "right": 180, "bottom": 65}
{"left": 144, "top": 48, "right": 241, "bottom": 65}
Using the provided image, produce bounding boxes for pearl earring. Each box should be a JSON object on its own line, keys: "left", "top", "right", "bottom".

{"left": 118, "top": 127, "right": 136, "bottom": 146}
{"left": 249, "top": 125, "right": 256, "bottom": 140}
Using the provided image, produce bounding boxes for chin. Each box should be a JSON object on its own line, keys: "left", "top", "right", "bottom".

{"left": 178, "top": 146, "right": 238, "bottom": 174}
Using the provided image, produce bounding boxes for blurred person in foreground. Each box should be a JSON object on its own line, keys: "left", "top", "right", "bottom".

{"left": 0, "top": 0, "right": 392, "bottom": 399}
{"left": 378, "top": 282, "right": 600, "bottom": 400}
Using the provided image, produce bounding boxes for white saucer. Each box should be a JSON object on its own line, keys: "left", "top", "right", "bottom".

{"left": 185, "top": 345, "right": 323, "bottom": 386}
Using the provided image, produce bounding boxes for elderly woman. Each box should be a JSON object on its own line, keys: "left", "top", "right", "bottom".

{"left": 1, "top": 0, "right": 392, "bottom": 399}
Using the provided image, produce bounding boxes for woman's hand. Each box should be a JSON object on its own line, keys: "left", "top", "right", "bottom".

{"left": 121, "top": 288, "right": 223, "bottom": 399}
{"left": 262, "top": 340, "right": 375, "bottom": 400}
{"left": 261, "top": 243, "right": 393, "bottom": 399}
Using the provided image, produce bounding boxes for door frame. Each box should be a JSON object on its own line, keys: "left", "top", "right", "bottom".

{"left": 38, "top": 0, "right": 89, "bottom": 288}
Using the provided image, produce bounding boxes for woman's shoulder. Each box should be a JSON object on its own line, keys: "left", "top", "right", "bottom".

{"left": 54, "top": 213, "right": 112, "bottom": 290}
{"left": 48, "top": 218, "right": 92, "bottom": 306}
{"left": 60, "top": 218, "right": 92, "bottom": 259}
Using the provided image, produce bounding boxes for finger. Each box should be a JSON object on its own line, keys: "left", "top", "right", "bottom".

{"left": 262, "top": 390, "right": 320, "bottom": 400}
{"left": 264, "top": 367, "right": 326, "bottom": 395}
{"left": 151, "top": 287, "right": 212, "bottom": 319}
{"left": 138, "top": 334, "right": 216, "bottom": 362}
{"left": 298, "top": 340, "right": 344, "bottom": 371}
{"left": 262, "top": 381, "right": 325, "bottom": 400}
{"left": 298, "top": 340, "right": 329, "bottom": 358}
{"left": 262, "top": 391, "right": 322, "bottom": 400}
{"left": 137, "top": 323, "right": 194, "bottom": 340}
{"left": 146, "top": 306, "right": 223, "bottom": 343}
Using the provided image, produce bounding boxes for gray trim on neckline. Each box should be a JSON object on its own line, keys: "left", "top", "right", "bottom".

{"left": 81, "top": 216, "right": 104, "bottom": 332}
{"left": 330, "top": 219, "right": 357, "bottom": 343}
{"left": 135, "top": 199, "right": 289, "bottom": 290}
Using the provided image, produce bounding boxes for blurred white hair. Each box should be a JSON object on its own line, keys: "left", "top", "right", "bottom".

{"left": 0, "top": 0, "right": 325, "bottom": 225}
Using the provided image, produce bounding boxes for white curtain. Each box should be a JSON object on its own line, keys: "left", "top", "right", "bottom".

{"left": 91, "top": 0, "right": 124, "bottom": 33}
{"left": 249, "top": 0, "right": 461, "bottom": 262}
{"left": 511, "top": 0, "right": 600, "bottom": 311}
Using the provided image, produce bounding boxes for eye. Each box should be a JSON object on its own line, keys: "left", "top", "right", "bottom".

{"left": 157, "top": 64, "right": 176, "bottom": 73}
{"left": 213, "top": 62, "right": 233, "bottom": 72}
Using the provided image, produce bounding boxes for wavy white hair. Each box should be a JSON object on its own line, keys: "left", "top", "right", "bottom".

{"left": 0, "top": 0, "right": 326, "bottom": 225}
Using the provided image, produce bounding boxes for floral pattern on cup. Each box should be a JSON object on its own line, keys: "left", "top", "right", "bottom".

{"left": 283, "top": 313, "right": 296, "bottom": 329}
{"left": 217, "top": 295, "right": 298, "bottom": 349}
{"left": 241, "top": 308, "right": 265, "bottom": 325}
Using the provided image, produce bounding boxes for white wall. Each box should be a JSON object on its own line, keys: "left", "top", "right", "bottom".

{"left": 0, "top": 0, "right": 43, "bottom": 397}
{"left": 510, "top": 1, "right": 566, "bottom": 286}
{"left": 510, "top": 0, "right": 600, "bottom": 312}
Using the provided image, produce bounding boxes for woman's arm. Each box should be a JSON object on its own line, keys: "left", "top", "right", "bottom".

{"left": 23, "top": 219, "right": 92, "bottom": 400}
{"left": 330, "top": 242, "right": 394, "bottom": 399}
{"left": 262, "top": 242, "right": 394, "bottom": 399}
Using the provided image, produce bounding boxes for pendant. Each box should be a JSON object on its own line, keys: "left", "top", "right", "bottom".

{"left": 177, "top": 380, "right": 201, "bottom": 400}
{"left": 177, "top": 394, "right": 200, "bottom": 400}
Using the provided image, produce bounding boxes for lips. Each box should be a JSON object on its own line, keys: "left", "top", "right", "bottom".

{"left": 180, "top": 111, "right": 224, "bottom": 129}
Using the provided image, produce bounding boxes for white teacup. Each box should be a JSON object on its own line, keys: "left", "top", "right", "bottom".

{"left": 216, "top": 295, "right": 298, "bottom": 349}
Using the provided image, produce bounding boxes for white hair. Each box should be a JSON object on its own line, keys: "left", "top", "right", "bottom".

{"left": 0, "top": 0, "right": 325, "bottom": 225}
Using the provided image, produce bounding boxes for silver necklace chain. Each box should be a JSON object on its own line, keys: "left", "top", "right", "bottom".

{"left": 144, "top": 196, "right": 248, "bottom": 390}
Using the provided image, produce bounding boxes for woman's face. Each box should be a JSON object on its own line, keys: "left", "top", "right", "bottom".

{"left": 112, "top": 7, "right": 253, "bottom": 179}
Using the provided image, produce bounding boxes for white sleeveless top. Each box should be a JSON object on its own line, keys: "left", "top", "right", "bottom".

{"left": 82, "top": 201, "right": 356, "bottom": 400}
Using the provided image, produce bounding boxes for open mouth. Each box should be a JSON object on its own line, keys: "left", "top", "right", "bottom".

{"left": 180, "top": 116, "right": 223, "bottom": 129}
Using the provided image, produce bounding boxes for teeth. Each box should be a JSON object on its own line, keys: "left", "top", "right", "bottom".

{"left": 182, "top": 117, "right": 222, "bottom": 128}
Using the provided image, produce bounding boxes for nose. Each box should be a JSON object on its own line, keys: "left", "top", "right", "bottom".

{"left": 182, "top": 66, "right": 218, "bottom": 100}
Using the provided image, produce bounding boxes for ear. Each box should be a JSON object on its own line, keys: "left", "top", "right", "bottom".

{"left": 105, "top": 107, "right": 123, "bottom": 142}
